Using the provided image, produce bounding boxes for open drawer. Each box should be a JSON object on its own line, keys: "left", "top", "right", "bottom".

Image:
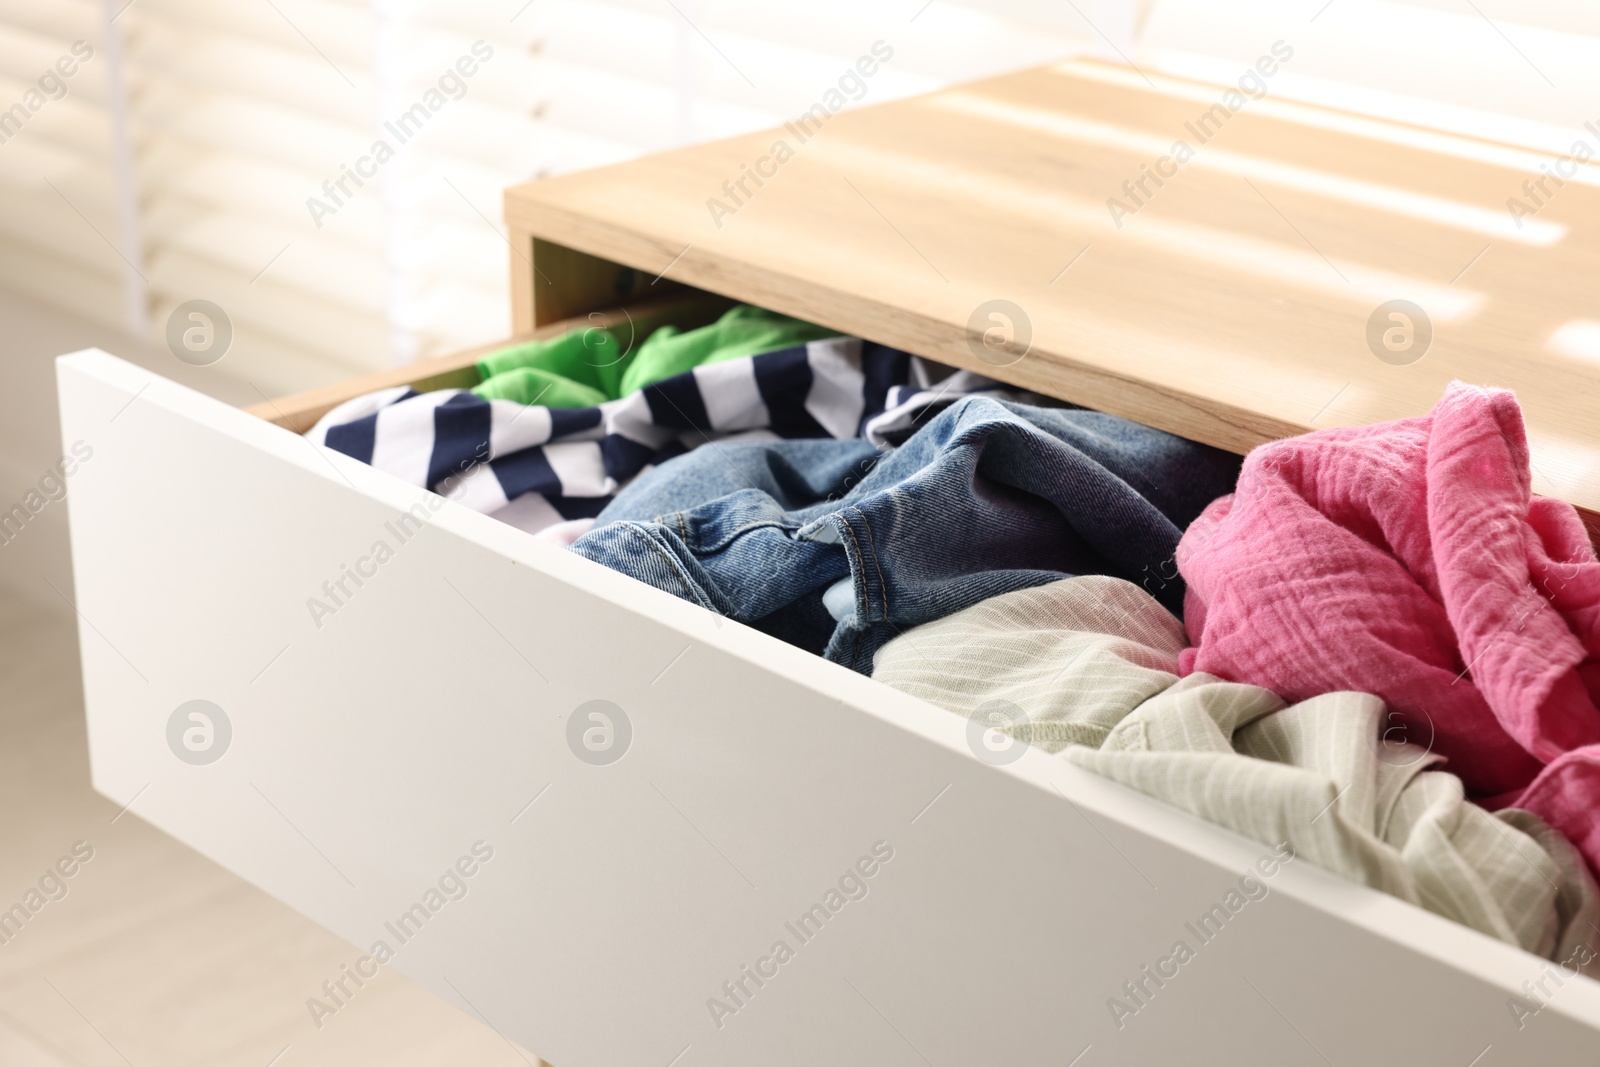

{"left": 61, "top": 57, "right": 1600, "bottom": 1066}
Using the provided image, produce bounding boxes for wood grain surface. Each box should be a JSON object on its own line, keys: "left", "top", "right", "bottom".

{"left": 500, "top": 57, "right": 1600, "bottom": 517}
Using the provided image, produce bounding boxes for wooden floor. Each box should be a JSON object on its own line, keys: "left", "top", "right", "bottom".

{"left": 0, "top": 593, "right": 546, "bottom": 1066}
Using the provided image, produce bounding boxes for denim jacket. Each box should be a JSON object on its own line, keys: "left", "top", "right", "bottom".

{"left": 572, "top": 396, "right": 1241, "bottom": 673}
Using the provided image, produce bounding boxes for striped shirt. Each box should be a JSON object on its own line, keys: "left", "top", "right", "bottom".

{"left": 310, "top": 336, "right": 1036, "bottom": 535}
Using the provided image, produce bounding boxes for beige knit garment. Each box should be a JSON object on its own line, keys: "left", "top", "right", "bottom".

{"left": 873, "top": 575, "right": 1599, "bottom": 963}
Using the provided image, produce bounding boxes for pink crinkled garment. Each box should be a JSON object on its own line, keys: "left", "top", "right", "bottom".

{"left": 1178, "top": 382, "right": 1600, "bottom": 873}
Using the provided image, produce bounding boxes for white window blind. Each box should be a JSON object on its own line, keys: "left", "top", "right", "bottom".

{"left": 2, "top": 0, "right": 1596, "bottom": 396}
{"left": 4, "top": 0, "right": 1084, "bottom": 393}
{"left": 127, "top": 0, "right": 385, "bottom": 393}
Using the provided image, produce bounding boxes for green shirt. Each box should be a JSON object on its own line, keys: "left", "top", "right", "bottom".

{"left": 472, "top": 305, "right": 840, "bottom": 408}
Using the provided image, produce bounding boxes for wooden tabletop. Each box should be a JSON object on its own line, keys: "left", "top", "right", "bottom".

{"left": 505, "top": 58, "right": 1600, "bottom": 518}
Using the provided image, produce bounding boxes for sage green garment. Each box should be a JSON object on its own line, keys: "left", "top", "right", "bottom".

{"left": 472, "top": 305, "right": 839, "bottom": 408}
{"left": 872, "top": 575, "right": 1600, "bottom": 964}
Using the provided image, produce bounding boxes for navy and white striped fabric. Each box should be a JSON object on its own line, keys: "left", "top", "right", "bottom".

{"left": 310, "top": 336, "right": 1035, "bottom": 535}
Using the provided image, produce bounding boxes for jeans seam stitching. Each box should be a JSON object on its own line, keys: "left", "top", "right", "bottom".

{"left": 835, "top": 516, "right": 877, "bottom": 621}
{"left": 616, "top": 522, "right": 713, "bottom": 611}
{"left": 847, "top": 505, "right": 891, "bottom": 618}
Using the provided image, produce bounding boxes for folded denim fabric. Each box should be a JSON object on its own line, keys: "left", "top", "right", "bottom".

{"left": 1177, "top": 382, "right": 1600, "bottom": 875}
{"left": 872, "top": 576, "right": 1600, "bottom": 963}
{"left": 310, "top": 339, "right": 1022, "bottom": 536}
{"left": 571, "top": 397, "right": 1240, "bottom": 672}
{"left": 473, "top": 305, "right": 841, "bottom": 407}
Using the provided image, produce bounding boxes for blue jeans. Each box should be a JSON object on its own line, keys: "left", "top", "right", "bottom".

{"left": 572, "top": 397, "right": 1240, "bottom": 672}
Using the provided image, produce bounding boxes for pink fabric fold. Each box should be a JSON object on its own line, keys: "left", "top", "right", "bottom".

{"left": 1178, "top": 382, "right": 1600, "bottom": 871}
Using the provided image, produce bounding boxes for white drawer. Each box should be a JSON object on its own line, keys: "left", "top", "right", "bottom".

{"left": 57, "top": 347, "right": 1600, "bottom": 1066}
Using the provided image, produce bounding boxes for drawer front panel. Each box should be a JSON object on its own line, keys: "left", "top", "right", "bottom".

{"left": 59, "top": 351, "right": 1600, "bottom": 1065}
